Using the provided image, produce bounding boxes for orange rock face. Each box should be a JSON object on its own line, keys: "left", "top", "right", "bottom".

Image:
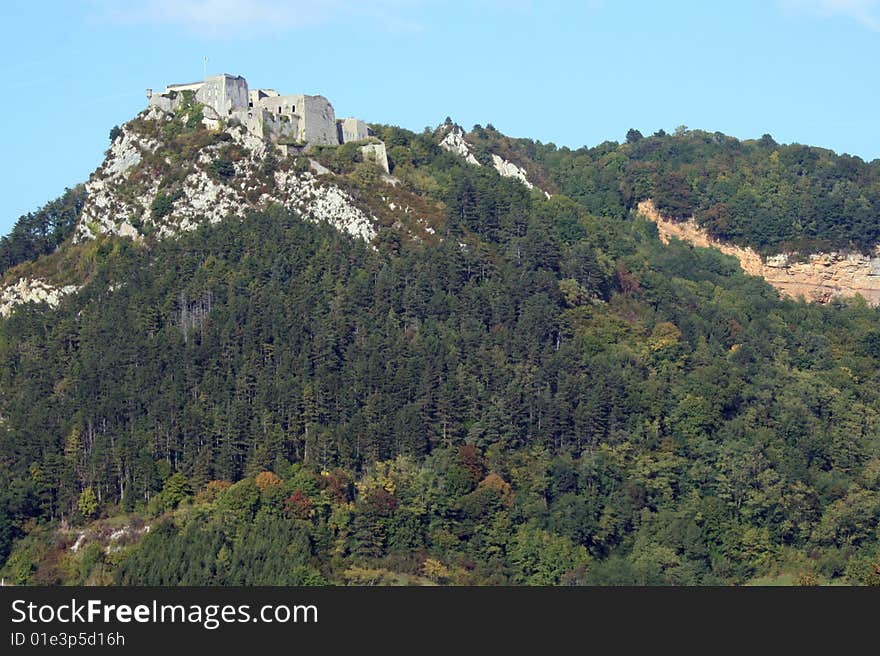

{"left": 637, "top": 200, "right": 880, "bottom": 306}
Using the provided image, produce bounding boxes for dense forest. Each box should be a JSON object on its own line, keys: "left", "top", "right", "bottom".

{"left": 1, "top": 119, "right": 880, "bottom": 586}
{"left": 469, "top": 125, "right": 880, "bottom": 254}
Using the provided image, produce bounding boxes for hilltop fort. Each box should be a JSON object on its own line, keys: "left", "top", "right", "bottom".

{"left": 146, "top": 73, "right": 387, "bottom": 170}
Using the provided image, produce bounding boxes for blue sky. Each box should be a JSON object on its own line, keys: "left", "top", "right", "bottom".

{"left": 2, "top": 0, "right": 880, "bottom": 234}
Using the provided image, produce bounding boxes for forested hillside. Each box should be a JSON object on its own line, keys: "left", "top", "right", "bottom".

{"left": 470, "top": 125, "right": 880, "bottom": 254}
{"left": 2, "top": 120, "right": 880, "bottom": 586}
{"left": 0, "top": 186, "right": 86, "bottom": 276}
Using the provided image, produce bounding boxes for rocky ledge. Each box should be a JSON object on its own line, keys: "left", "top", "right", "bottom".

{"left": 0, "top": 278, "right": 80, "bottom": 317}
{"left": 638, "top": 199, "right": 880, "bottom": 306}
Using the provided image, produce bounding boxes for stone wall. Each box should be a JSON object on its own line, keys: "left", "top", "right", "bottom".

{"left": 338, "top": 118, "right": 369, "bottom": 143}
{"left": 249, "top": 88, "right": 278, "bottom": 106}
{"left": 234, "top": 108, "right": 298, "bottom": 143}
{"left": 166, "top": 81, "right": 204, "bottom": 93}
{"left": 148, "top": 94, "right": 176, "bottom": 113}
{"left": 298, "top": 96, "right": 338, "bottom": 146}
{"left": 196, "top": 74, "right": 248, "bottom": 117}
{"left": 257, "top": 94, "right": 303, "bottom": 117}
{"left": 361, "top": 143, "right": 390, "bottom": 174}
{"left": 253, "top": 94, "right": 337, "bottom": 146}
{"left": 148, "top": 74, "right": 370, "bottom": 150}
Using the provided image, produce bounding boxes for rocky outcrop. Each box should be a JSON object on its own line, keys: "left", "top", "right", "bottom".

{"left": 68, "top": 521, "right": 150, "bottom": 557}
{"left": 76, "top": 119, "right": 161, "bottom": 240}
{"left": 439, "top": 125, "right": 549, "bottom": 196}
{"left": 0, "top": 106, "right": 384, "bottom": 319}
{"left": 273, "top": 170, "right": 376, "bottom": 241}
{"left": 0, "top": 278, "right": 79, "bottom": 317}
{"left": 492, "top": 153, "right": 550, "bottom": 198}
{"left": 439, "top": 125, "right": 481, "bottom": 166}
{"left": 491, "top": 153, "right": 533, "bottom": 189}
{"left": 638, "top": 200, "right": 880, "bottom": 306}
{"left": 73, "top": 109, "right": 378, "bottom": 244}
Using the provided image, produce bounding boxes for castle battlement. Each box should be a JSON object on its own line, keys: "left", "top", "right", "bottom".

{"left": 147, "top": 73, "right": 382, "bottom": 169}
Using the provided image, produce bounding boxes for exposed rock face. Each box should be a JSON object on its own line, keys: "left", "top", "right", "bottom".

{"left": 73, "top": 110, "right": 378, "bottom": 244}
{"left": 103, "top": 129, "right": 145, "bottom": 177}
{"left": 638, "top": 199, "right": 880, "bottom": 306}
{"left": 273, "top": 170, "right": 376, "bottom": 242}
{"left": 439, "top": 125, "right": 548, "bottom": 196}
{"left": 1, "top": 101, "right": 396, "bottom": 318}
{"left": 67, "top": 522, "right": 150, "bottom": 557}
{"left": 491, "top": 153, "right": 533, "bottom": 189}
{"left": 0, "top": 278, "right": 79, "bottom": 317}
{"left": 439, "top": 125, "right": 481, "bottom": 166}
{"left": 76, "top": 122, "right": 161, "bottom": 240}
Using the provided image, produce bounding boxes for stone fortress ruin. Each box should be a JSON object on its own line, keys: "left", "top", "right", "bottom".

{"left": 146, "top": 73, "right": 388, "bottom": 171}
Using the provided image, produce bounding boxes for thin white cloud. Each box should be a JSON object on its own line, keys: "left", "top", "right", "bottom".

{"left": 91, "top": 0, "right": 426, "bottom": 37}
{"left": 780, "top": 0, "right": 880, "bottom": 30}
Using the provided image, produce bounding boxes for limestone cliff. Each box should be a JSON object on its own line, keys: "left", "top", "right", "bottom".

{"left": 439, "top": 125, "right": 481, "bottom": 166}
{"left": 0, "top": 102, "right": 389, "bottom": 316}
{"left": 638, "top": 200, "right": 880, "bottom": 306}
{"left": 438, "top": 124, "right": 549, "bottom": 196}
{"left": 490, "top": 153, "right": 534, "bottom": 190}
{"left": 0, "top": 278, "right": 79, "bottom": 317}
{"left": 75, "top": 106, "right": 378, "bottom": 244}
